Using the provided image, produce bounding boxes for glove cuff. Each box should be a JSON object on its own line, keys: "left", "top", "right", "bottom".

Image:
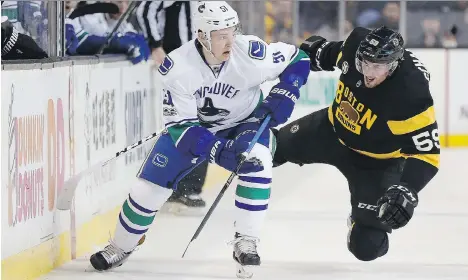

{"left": 270, "top": 82, "right": 300, "bottom": 103}
{"left": 389, "top": 184, "right": 419, "bottom": 206}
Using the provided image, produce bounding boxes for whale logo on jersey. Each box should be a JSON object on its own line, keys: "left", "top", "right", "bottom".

{"left": 197, "top": 98, "right": 230, "bottom": 127}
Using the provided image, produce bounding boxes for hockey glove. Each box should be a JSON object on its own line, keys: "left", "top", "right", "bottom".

{"left": 207, "top": 138, "right": 263, "bottom": 174}
{"left": 300, "top": 35, "right": 328, "bottom": 71}
{"left": 176, "top": 126, "right": 264, "bottom": 174}
{"left": 65, "top": 23, "right": 79, "bottom": 55}
{"left": 376, "top": 184, "right": 419, "bottom": 229}
{"left": 111, "top": 33, "right": 150, "bottom": 64}
{"left": 254, "top": 82, "right": 299, "bottom": 127}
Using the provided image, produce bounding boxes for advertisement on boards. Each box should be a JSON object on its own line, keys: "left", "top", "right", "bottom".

{"left": 447, "top": 50, "right": 468, "bottom": 137}
{"left": 461, "top": 105, "right": 468, "bottom": 120}
{"left": 1, "top": 68, "right": 69, "bottom": 258}
{"left": 121, "top": 63, "right": 156, "bottom": 167}
{"left": 70, "top": 65, "right": 120, "bottom": 217}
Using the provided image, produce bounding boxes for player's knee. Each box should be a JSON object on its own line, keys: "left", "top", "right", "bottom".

{"left": 347, "top": 223, "right": 389, "bottom": 261}
{"left": 270, "top": 128, "right": 287, "bottom": 167}
{"left": 129, "top": 179, "right": 173, "bottom": 210}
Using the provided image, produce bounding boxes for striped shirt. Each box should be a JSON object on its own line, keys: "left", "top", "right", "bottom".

{"left": 135, "top": 1, "right": 193, "bottom": 53}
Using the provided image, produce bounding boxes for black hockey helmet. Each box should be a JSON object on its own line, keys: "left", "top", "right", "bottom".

{"left": 356, "top": 26, "right": 404, "bottom": 75}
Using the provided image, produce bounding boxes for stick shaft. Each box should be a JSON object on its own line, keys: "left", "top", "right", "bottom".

{"left": 97, "top": 0, "right": 138, "bottom": 54}
{"left": 182, "top": 116, "right": 271, "bottom": 257}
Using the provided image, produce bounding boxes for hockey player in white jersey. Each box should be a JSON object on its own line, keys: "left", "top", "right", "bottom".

{"left": 89, "top": 1, "right": 310, "bottom": 278}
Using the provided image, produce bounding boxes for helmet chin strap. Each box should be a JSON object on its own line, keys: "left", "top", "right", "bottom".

{"left": 199, "top": 38, "right": 224, "bottom": 65}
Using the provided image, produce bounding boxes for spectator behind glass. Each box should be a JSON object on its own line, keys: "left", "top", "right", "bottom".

{"left": 65, "top": 1, "right": 149, "bottom": 64}
{"left": 1, "top": 1, "right": 48, "bottom": 52}
{"left": 355, "top": 2, "right": 400, "bottom": 30}
{"left": 298, "top": 1, "right": 340, "bottom": 42}
{"left": 2, "top": 15, "right": 48, "bottom": 59}
{"left": 265, "top": 1, "right": 293, "bottom": 44}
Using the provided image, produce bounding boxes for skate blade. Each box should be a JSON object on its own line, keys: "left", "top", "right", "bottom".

{"left": 85, "top": 262, "right": 125, "bottom": 272}
{"left": 236, "top": 262, "right": 256, "bottom": 279}
{"left": 85, "top": 263, "right": 102, "bottom": 272}
{"left": 159, "top": 202, "right": 205, "bottom": 216}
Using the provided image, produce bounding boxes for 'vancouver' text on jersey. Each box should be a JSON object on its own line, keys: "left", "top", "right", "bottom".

{"left": 158, "top": 34, "right": 302, "bottom": 138}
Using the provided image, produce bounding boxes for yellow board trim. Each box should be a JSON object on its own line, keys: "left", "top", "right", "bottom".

{"left": 440, "top": 134, "right": 468, "bottom": 147}
{"left": 387, "top": 106, "right": 436, "bottom": 135}
{"left": 1, "top": 164, "right": 229, "bottom": 280}
{"left": 1, "top": 206, "right": 121, "bottom": 280}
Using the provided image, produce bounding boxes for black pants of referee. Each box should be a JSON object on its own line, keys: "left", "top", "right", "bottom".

{"left": 273, "top": 107, "right": 406, "bottom": 261}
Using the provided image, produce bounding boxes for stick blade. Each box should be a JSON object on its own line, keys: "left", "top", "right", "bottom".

{"left": 56, "top": 172, "right": 85, "bottom": 210}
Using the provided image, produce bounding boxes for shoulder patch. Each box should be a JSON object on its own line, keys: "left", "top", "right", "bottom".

{"left": 158, "top": 56, "right": 174, "bottom": 75}
{"left": 248, "top": 40, "right": 266, "bottom": 60}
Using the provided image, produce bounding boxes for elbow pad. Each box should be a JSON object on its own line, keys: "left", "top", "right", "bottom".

{"left": 279, "top": 50, "right": 310, "bottom": 88}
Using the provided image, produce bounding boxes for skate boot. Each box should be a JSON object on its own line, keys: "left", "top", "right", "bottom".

{"left": 162, "top": 191, "right": 206, "bottom": 214}
{"left": 89, "top": 235, "right": 146, "bottom": 271}
{"left": 230, "top": 233, "right": 261, "bottom": 279}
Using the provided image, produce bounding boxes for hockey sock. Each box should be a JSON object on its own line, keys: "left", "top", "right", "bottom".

{"left": 113, "top": 179, "right": 173, "bottom": 252}
{"left": 234, "top": 144, "right": 273, "bottom": 237}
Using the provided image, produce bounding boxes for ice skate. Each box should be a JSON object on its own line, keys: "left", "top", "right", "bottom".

{"left": 161, "top": 191, "right": 206, "bottom": 215}
{"left": 230, "top": 233, "right": 261, "bottom": 278}
{"left": 89, "top": 235, "right": 145, "bottom": 271}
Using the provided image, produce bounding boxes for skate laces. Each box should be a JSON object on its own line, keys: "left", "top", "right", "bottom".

{"left": 229, "top": 235, "right": 259, "bottom": 255}
{"left": 101, "top": 241, "right": 127, "bottom": 264}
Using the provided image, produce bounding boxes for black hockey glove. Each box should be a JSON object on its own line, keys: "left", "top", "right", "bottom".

{"left": 376, "top": 184, "right": 418, "bottom": 229}
{"left": 299, "top": 35, "right": 327, "bottom": 71}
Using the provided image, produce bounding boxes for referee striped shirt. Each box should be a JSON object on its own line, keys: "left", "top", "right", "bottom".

{"left": 136, "top": 1, "right": 193, "bottom": 53}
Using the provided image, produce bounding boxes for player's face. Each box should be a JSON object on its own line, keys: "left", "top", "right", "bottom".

{"left": 210, "top": 27, "right": 236, "bottom": 61}
{"left": 360, "top": 60, "right": 390, "bottom": 88}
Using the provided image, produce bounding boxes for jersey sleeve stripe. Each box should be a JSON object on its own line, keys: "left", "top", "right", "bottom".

{"left": 335, "top": 51, "right": 343, "bottom": 66}
{"left": 289, "top": 49, "right": 309, "bottom": 65}
{"left": 289, "top": 48, "right": 299, "bottom": 61}
{"left": 387, "top": 106, "right": 436, "bottom": 135}
{"left": 165, "top": 118, "right": 199, "bottom": 128}
{"left": 401, "top": 153, "right": 440, "bottom": 168}
{"left": 167, "top": 121, "right": 200, "bottom": 145}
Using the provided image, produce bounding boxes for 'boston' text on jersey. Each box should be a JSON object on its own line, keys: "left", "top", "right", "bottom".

{"left": 334, "top": 80, "right": 378, "bottom": 135}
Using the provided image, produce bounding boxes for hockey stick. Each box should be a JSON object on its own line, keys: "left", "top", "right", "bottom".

{"left": 68, "top": 2, "right": 119, "bottom": 19}
{"left": 182, "top": 115, "right": 271, "bottom": 258}
{"left": 56, "top": 131, "right": 163, "bottom": 211}
{"left": 97, "top": 0, "right": 138, "bottom": 54}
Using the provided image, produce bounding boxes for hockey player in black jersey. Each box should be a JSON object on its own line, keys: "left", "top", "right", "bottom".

{"left": 271, "top": 26, "right": 440, "bottom": 261}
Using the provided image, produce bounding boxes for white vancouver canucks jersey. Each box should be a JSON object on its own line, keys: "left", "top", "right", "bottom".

{"left": 159, "top": 34, "right": 299, "bottom": 133}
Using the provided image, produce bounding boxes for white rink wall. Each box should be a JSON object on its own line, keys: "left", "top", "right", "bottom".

{"left": 1, "top": 57, "right": 164, "bottom": 280}
{"left": 1, "top": 49, "right": 467, "bottom": 280}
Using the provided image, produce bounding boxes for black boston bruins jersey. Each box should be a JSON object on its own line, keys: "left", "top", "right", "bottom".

{"left": 305, "top": 27, "right": 440, "bottom": 192}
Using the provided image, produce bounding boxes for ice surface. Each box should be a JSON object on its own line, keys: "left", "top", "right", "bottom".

{"left": 41, "top": 149, "right": 468, "bottom": 280}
